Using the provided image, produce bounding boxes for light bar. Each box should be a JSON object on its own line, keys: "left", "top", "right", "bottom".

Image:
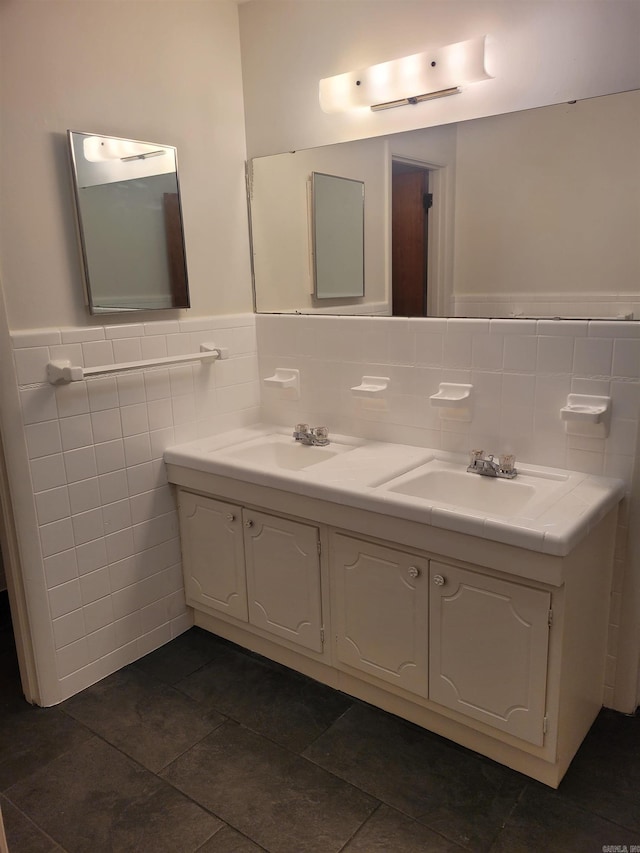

{"left": 319, "top": 36, "right": 491, "bottom": 114}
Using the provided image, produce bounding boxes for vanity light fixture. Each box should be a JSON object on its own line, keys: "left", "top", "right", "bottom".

{"left": 319, "top": 35, "right": 492, "bottom": 114}
{"left": 120, "top": 149, "right": 165, "bottom": 162}
{"left": 370, "top": 87, "right": 461, "bottom": 112}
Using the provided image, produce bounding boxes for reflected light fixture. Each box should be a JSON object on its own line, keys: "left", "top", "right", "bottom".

{"left": 120, "top": 150, "right": 165, "bottom": 162}
{"left": 83, "top": 136, "right": 166, "bottom": 163}
{"left": 319, "top": 36, "right": 492, "bottom": 114}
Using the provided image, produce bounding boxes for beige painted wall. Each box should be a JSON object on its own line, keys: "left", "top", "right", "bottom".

{"left": 0, "top": 0, "right": 253, "bottom": 332}
{"left": 239, "top": 0, "right": 640, "bottom": 158}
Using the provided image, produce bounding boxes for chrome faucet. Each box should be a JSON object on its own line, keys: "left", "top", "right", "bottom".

{"left": 293, "top": 424, "right": 330, "bottom": 447}
{"left": 467, "top": 449, "right": 517, "bottom": 479}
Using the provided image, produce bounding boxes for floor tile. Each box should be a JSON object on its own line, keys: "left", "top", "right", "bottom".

{"left": 2, "top": 608, "right": 640, "bottom": 853}
{"left": 62, "top": 666, "right": 225, "bottom": 772}
{"left": 303, "top": 702, "right": 526, "bottom": 851}
{"left": 343, "top": 804, "right": 466, "bottom": 852}
{"left": 0, "top": 700, "right": 93, "bottom": 792}
{"left": 489, "top": 783, "right": 635, "bottom": 852}
{"left": 162, "top": 720, "right": 378, "bottom": 853}
{"left": 0, "top": 795, "right": 61, "bottom": 852}
{"left": 177, "top": 640, "right": 352, "bottom": 752}
{"left": 553, "top": 708, "right": 640, "bottom": 832}
{"left": 5, "top": 736, "right": 222, "bottom": 853}
{"left": 197, "top": 824, "right": 267, "bottom": 852}
{"left": 132, "top": 627, "right": 225, "bottom": 685}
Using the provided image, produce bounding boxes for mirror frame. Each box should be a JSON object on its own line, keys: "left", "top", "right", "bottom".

{"left": 67, "top": 130, "right": 191, "bottom": 315}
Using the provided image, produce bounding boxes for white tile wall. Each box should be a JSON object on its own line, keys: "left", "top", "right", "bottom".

{"left": 11, "top": 314, "right": 259, "bottom": 700}
{"left": 257, "top": 313, "right": 640, "bottom": 707}
{"left": 452, "top": 291, "right": 640, "bottom": 322}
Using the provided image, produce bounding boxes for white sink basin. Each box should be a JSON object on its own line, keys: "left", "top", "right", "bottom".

{"left": 378, "top": 458, "right": 571, "bottom": 519}
{"left": 385, "top": 468, "right": 536, "bottom": 515}
{"left": 218, "top": 433, "right": 355, "bottom": 471}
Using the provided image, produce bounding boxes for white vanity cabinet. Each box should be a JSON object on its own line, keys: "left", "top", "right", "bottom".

{"left": 178, "top": 491, "right": 247, "bottom": 621}
{"left": 428, "top": 561, "right": 551, "bottom": 746}
{"left": 177, "top": 490, "right": 323, "bottom": 654}
{"left": 330, "top": 533, "right": 429, "bottom": 696}
{"left": 330, "top": 536, "right": 551, "bottom": 747}
{"left": 169, "top": 466, "right": 618, "bottom": 788}
{"left": 243, "top": 508, "right": 323, "bottom": 653}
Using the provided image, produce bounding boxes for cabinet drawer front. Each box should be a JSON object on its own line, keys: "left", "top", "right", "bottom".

{"left": 178, "top": 492, "right": 248, "bottom": 621}
{"left": 331, "top": 534, "right": 428, "bottom": 696}
{"left": 243, "top": 510, "right": 323, "bottom": 653}
{"left": 429, "top": 562, "right": 550, "bottom": 745}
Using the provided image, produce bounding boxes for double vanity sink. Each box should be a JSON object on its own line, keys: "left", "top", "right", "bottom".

{"left": 164, "top": 424, "right": 624, "bottom": 557}
{"left": 164, "top": 424, "right": 624, "bottom": 787}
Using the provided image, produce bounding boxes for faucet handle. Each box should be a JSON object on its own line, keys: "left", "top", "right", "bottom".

{"left": 469, "top": 449, "right": 485, "bottom": 464}
{"left": 314, "top": 426, "right": 329, "bottom": 441}
{"left": 499, "top": 453, "right": 516, "bottom": 473}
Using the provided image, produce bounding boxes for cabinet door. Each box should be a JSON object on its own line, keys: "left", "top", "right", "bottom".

{"left": 243, "top": 509, "right": 323, "bottom": 653}
{"left": 429, "top": 561, "right": 550, "bottom": 745}
{"left": 178, "top": 491, "right": 248, "bottom": 621}
{"left": 331, "top": 534, "right": 428, "bottom": 696}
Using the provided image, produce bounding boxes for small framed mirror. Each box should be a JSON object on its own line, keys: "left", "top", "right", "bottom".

{"left": 312, "top": 172, "right": 365, "bottom": 299}
{"left": 67, "top": 130, "right": 190, "bottom": 314}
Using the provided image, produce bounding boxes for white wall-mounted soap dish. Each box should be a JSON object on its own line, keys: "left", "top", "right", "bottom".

{"left": 560, "top": 394, "right": 611, "bottom": 437}
{"left": 351, "top": 376, "right": 390, "bottom": 412}
{"left": 263, "top": 368, "right": 300, "bottom": 400}
{"left": 351, "top": 376, "right": 390, "bottom": 398}
{"left": 430, "top": 383, "right": 473, "bottom": 421}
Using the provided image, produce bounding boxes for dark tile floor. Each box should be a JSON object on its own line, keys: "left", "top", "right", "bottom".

{"left": 1, "top": 590, "right": 639, "bottom": 852}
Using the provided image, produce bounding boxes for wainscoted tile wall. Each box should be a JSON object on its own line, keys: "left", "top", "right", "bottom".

{"left": 11, "top": 315, "right": 259, "bottom": 701}
{"left": 256, "top": 313, "right": 640, "bottom": 707}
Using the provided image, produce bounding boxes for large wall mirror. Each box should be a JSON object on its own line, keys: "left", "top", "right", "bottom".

{"left": 68, "top": 130, "right": 190, "bottom": 314}
{"left": 249, "top": 88, "right": 640, "bottom": 320}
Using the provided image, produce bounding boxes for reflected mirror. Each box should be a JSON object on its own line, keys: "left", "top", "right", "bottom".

{"left": 312, "top": 172, "right": 364, "bottom": 299}
{"left": 250, "top": 89, "right": 640, "bottom": 320}
{"left": 68, "top": 130, "right": 190, "bottom": 314}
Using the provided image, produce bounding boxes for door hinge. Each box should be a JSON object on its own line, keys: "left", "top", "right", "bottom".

{"left": 423, "top": 192, "right": 433, "bottom": 212}
{"left": 317, "top": 539, "right": 322, "bottom": 556}
{"left": 320, "top": 628, "right": 325, "bottom": 645}
{"left": 245, "top": 159, "right": 254, "bottom": 200}
{"left": 543, "top": 715, "right": 549, "bottom": 735}
{"left": 548, "top": 609, "right": 553, "bottom": 627}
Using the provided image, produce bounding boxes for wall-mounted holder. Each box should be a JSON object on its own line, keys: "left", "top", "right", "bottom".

{"left": 429, "top": 382, "right": 473, "bottom": 421}
{"left": 263, "top": 368, "right": 300, "bottom": 400}
{"left": 560, "top": 394, "right": 611, "bottom": 438}
{"left": 351, "top": 376, "right": 390, "bottom": 398}
{"left": 351, "top": 376, "right": 390, "bottom": 412}
{"left": 46, "top": 342, "right": 227, "bottom": 385}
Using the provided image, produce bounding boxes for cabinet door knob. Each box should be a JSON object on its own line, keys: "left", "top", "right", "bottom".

{"left": 433, "top": 574, "right": 446, "bottom": 586}
{"left": 407, "top": 566, "right": 420, "bottom": 579}
{"left": 225, "top": 513, "right": 235, "bottom": 522}
{"left": 244, "top": 519, "right": 254, "bottom": 528}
